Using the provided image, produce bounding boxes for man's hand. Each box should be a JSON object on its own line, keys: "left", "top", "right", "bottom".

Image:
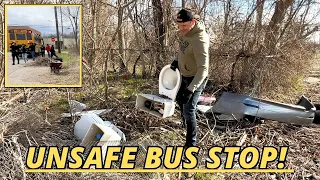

{"left": 177, "top": 88, "right": 193, "bottom": 104}
{"left": 170, "top": 60, "right": 179, "bottom": 71}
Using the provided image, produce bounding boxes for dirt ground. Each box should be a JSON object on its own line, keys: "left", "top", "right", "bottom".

{"left": 7, "top": 54, "right": 81, "bottom": 86}
{"left": 304, "top": 58, "right": 320, "bottom": 102}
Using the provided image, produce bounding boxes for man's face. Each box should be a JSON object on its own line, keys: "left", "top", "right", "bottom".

{"left": 177, "top": 20, "right": 195, "bottom": 36}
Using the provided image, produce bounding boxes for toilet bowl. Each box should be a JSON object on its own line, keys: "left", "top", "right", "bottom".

{"left": 136, "top": 64, "right": 181, "bottom": 118}
{"left": 159, "top": 65, "right": 181, "bottom": 100}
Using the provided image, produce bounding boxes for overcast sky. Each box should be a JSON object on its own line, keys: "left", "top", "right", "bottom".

{"left": 7, "top": 6, "right": 79, "bottom": 36}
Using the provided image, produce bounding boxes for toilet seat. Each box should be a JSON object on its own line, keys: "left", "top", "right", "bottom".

{"left": 159, "top": 64, "right": 181, "bottom": 101}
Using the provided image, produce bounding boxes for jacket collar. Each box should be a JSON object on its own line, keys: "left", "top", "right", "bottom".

{"left": 185, "top": 20, "right": 205, "bottom": 37}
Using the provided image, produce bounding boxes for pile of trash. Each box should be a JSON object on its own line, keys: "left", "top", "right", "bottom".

{"left": 28, "top": 57, "right": 51, "bottom": 66}
{"left": 67, "top": 100, "right": 126, "bottom": 159}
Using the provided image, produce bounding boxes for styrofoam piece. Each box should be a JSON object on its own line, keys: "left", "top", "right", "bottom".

{"left": 70, "top": 100, "right": 87, "bottom": 113}
{"left": 158, "top": 65, "right": 181, "bottom": 101}
{"left": 74, "top": 113, "right": 105, "bottom": 140}
{"left": 136, "top": 94, "right": 175, "bottom": 118}
{"left": 197, "top": 105, "right": 213, "bottom": 114}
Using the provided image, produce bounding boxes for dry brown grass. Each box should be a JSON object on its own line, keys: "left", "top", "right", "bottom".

{"left": 0, "top": 65, "right": 319, "bottom": 179}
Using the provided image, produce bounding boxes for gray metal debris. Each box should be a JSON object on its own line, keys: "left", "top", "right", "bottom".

{"left": 211, "top": 92, "right": 316, "bottom": 125}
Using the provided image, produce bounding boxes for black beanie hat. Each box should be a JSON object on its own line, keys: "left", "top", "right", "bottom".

{"left": 176, "top": 9, "right": 194, "bottom": 23}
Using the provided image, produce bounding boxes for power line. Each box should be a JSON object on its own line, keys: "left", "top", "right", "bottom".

{"left": 8, "top": 24, "right": 73, "bottom": 28}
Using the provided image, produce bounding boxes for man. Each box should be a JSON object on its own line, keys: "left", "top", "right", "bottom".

{"left": 40, "top": 45, "right": 45, "bottom": 57}
{"left": 29, "top": 43, "right": 36, "bottom": 60}
{"left": 50, "top": 45, "right": 59, "bottom": 59}
{"left": 170, "top": 9, "right": 209, "bottom": 148}
{"left": 21, "top": 44, "right": 28, "bottom": 63}
{"left": 10, "top": 42, "right": 20, "bottom": 65}
{"left": 46, "top": 44, "right": 51, "bottom": 57}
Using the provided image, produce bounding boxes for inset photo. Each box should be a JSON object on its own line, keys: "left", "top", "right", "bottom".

{"left": 5, "top": 4, "right": 82, "bottom": 87}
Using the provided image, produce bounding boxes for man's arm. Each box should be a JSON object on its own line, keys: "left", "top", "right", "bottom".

{"left": 187, "top": 37, "right": 209, "bottom": 92}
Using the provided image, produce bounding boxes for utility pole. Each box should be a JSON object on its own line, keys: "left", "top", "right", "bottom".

{"left": 54, "top": 6, "right": 61, "bottom": 53}
{"left": 74, "top": 16, "right": 78, "bottom": 49}
{"left": 60, "top": 6, "right": 64, "bottom": 50}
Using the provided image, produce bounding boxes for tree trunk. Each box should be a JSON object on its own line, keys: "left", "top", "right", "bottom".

{"left": 0, "top": 10, "right": 3, "bottom": 89}
{"left": 128, "top": 5, "right": 146, "bottom": 77}
{"left": 54, "top": 6, "right": 61, "bottom": 53}
{"left": 264, "top": 0, "right": 294, "bottom": 52}
{"left": 66, "top": 7, "right": 80, "bottom": 52}
{"left": 256, "top": 0, "right": 264, "bottom": 34}
{"left": 223, "top": 0, "right": 232, "bottom": 36}
{"left": 89, "top": 0, "right": 97, "bottom": 70}
{"left": 182, "top": 0, "right": 185, "bottom": 8}
{"left": 118, "top": 0, "right": 127, "bottom": 73}
{"left": 244, "top": 0, "right": 265, "bottom": 92}
{"left": 104, "top": 0, "right": 136, "bottom": 104}
{"left": 248, "top": 0, "right": 264, "bottom": 52}
{"left": 152, "top": 0, "right": 165, "bottom": 77}
{"left": 299, "top": 0, "right": 311, "bottom": 37}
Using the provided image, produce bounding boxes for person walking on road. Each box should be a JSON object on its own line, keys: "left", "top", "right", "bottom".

{"left": 21, "top": 44, "right": 28, "bottom": 63}
{"left": 10, "top": 42, "right": 20, "bottom": 65}
{"left": 46, "top": 44, "right": 51, "bottom": 57}
{"left": 29, "top": 43, "right": 36, "bottom": 60}
{"left": 50, "top": 45, "right": 59, "bottom": 59}
{"left": 40, "top": 45, "right": 45, "bottom": 57}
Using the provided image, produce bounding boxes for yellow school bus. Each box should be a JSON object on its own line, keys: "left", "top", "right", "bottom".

{"left": 8, "top": 26, "right": 43, "bottom": 54}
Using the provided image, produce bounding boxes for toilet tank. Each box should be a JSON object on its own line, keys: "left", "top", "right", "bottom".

{"left": 136, "top": 94, "right": 175, "bottom": 118}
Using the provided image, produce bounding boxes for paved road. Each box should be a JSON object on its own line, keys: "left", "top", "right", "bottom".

{"left": 7, "top": 54, "right": 56, "bottom": 85}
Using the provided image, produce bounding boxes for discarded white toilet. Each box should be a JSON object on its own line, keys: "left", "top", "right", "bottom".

{"left": 74, "top": 113, "right": 126, "bottom": 142}
{"left": 81, "top": 123, "right": 122, "bottom": 162}
{"left": 136, "top": 64, "right": 181, "bottom": 118}
{"left": 81, "top": 123, "right": 122, "bottom": 145}
{"left": 74, "top": 113, "right": 126, "bottom": 162}
{"left": 74, "top": 113, "right": 104, "bottom": 140}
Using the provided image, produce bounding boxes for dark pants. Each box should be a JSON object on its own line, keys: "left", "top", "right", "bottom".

{"left": 51, "top": 52, "right": 58, "bottom": 58}
{"left": 30, "top": 51, "right": 35, "bottom": 60}
{"left": 12, "top": 52, "right": 19, "bottom": 65}
{"left": 41, "top": 51, "right": 45, "bottom": 57}
{"left": 177, "top": 76, "right": 208, "bottom": 147}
